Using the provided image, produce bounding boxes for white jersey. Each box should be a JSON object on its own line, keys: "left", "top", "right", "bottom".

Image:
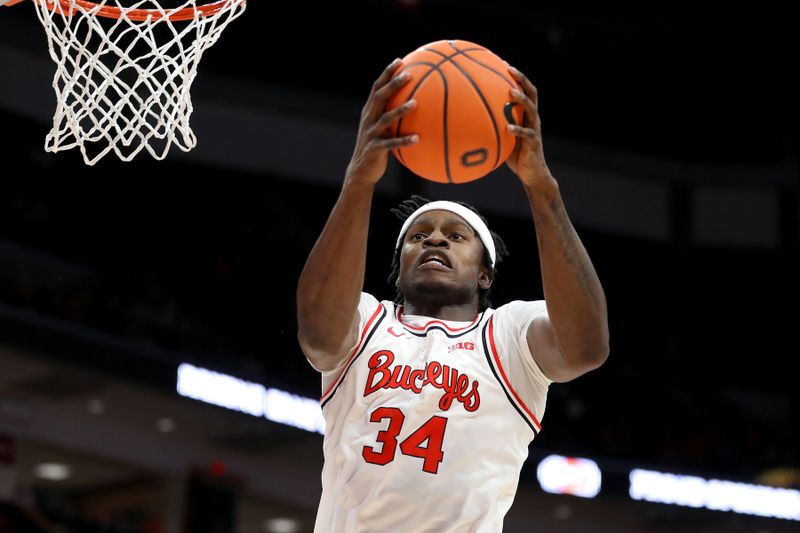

{"left": 311, "top": 292, "right": 552, "bottom": 533}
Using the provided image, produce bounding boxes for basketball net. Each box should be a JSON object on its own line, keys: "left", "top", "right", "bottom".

{"left": 28, "top": 0, "right": 246, "bottom": 165}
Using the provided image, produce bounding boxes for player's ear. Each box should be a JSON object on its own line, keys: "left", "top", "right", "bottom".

{"left": 478, "top": 269, "right": 492, "bottom": 290}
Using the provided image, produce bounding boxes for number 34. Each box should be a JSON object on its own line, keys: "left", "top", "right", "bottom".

{"left": 362, "top": 407, "right": 448, "bottom": 474}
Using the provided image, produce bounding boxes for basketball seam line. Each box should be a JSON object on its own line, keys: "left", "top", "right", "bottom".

{"left": 394, "top": 60, "right": 443, "bottom": 168}
{"left": 459, "top": 50, "right": 522, "bottom": 167}
{"left": 393, "top": 47, "right": 484, "bottom": 182}
{"left": 452, "top": 43, "right": 520, "bottom": 170}
{"left": 458, "top": 50, "right": 517, "bottom": 89}
{"left": 393, "top": 61, "right": 449, "bottom": 180}
{"left": 428, "top": 44, "right": 502, "bottom": 170}
{"left": 443, "top": 71, "right": 451, "bottom": 183}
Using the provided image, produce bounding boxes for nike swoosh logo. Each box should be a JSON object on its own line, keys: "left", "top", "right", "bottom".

{"left": 388, "top": 327, "right": 406, "bottom": 338}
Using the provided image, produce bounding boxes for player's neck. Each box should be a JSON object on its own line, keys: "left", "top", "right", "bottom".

{"left": 402, "top": 300, "right": 479, "bottom": 321}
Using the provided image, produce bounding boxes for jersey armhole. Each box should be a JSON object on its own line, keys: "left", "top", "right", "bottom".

{"left": 517, "top": 314, "right": 553, "bottom": 388}
{"left": 320, "top": 300, "right": 386, "bottom": 403}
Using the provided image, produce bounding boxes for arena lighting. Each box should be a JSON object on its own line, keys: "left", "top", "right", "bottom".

{"left": 176, "top": 363, "right": 325, "bottom": 435}
{"left": 263, "top": 518, "right": 300, "bottom": 533}
{"left": 264, "top": 388, "right": 326, "bottom": 434}
{"left": 34, "top": 463, "right": 71, "bottom": 481}
{"left": 536, "top": 454, "right": 601, "bottom": 498}
{"left": 87, "top": 398, "right": 105, "bottom": 414}
{"left": 629, "top": 468, "right": 800, "bottom": 521}
{"left": 177, "top": 363, "right": 266, "bottom": 416}
{"left": 157, "top": 417, "right": 176, "bottom": 433}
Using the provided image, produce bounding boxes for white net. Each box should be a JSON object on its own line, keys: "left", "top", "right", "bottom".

{"left": 31, "top": 0, "right": 247, "bottom": 165}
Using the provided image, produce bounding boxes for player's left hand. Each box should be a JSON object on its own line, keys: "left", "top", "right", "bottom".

{"left": 504, "top": 66, "right": 553, "bottom": 187}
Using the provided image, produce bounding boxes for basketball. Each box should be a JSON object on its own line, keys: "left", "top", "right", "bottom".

{"left": 387, "top": 39, "right": 524, "bottom": 184}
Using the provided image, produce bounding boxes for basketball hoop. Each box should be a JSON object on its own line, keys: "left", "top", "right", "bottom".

{"left": 7, "top": 0, "right": 246, "bottom": 165}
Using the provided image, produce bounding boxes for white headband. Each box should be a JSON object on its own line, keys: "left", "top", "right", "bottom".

{"left": 395, "top": 201, "right": 496, "bottom": 267}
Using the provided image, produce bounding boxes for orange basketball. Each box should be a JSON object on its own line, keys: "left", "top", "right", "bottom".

{"left": 387, "top": 39, "right": 524, "bottom": 184}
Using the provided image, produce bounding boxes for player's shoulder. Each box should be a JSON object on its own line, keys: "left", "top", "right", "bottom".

{"left": 492, "top": 299, "right": 548, "bottom": 318}
{"left": 357, "top": 291, "right": 388, "bottom": 312}
{"left": 489, "top": 300, "right": 549, "bottom": 339}
{"left": 356, "top": 292, "right": 398, "bottom": 326}
{"left": 358, "top": 291, "right": 380, "bottom": 305}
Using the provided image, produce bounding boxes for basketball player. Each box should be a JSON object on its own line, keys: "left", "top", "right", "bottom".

{"left": 297, "top": 58, "right": 609, "bottom": 532}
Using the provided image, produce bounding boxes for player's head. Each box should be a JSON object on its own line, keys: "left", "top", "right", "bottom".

{"left": 388, "top": 195, "right": 508, "bottom": 311}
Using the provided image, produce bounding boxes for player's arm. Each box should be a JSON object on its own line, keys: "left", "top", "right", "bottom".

{"left": 505, "top": 65, "right": 610, "bottom": 383}
{"left": 296, "top": 59, "right": 418, "bottom": 372}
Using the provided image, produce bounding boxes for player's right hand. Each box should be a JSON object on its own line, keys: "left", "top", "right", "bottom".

{"left": 346, "top": 58, "right": 419, "bottom": 185}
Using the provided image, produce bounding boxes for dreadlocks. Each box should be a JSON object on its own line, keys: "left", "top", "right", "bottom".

{"left": 387, "top": 195, "right": 509, "bottom": 311}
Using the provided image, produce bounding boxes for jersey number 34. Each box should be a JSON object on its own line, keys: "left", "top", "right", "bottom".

{"left": 361, "top": 407, "right": 448, "bottom": 474}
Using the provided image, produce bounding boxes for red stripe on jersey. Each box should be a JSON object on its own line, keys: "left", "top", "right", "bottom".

{"left": 321, "top": 303, "right": 384, "bottom": 402}
{"left": 397, "top": 306, "right": 480, "bottom": 332}
{"left": 487, "top": 316, "right": 542, "bottom": 431}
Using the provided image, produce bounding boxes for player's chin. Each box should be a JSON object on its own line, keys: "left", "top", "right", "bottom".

{"left": 404, "top": 277, "right": 470, "bottom": 301}
{"left": 411, "top": 269, "right": 453, "bottom": 283}
{"left": 412, "top": 280, "right": 450, "bottom": 293}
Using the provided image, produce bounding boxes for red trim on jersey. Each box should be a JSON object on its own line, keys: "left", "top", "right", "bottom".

{"left": 320, "top": 303, "right": 383, "bottom": 402}
{"left": 487, "top": 316, "right": 542, "bottom": 431}
{"left": 397, "top": 306, "right": 480, "bottom": 332}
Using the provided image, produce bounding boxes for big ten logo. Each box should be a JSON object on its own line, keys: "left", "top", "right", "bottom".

{"left": 447, "top": 342, "right": 475, "bottom": 353}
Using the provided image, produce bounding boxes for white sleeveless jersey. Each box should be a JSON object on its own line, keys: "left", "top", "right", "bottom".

{"left": 311, "top": 292, "right": 552, "bottom": 533}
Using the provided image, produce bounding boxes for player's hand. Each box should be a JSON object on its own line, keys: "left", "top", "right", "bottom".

{"left": 505, "top": 65, "right": 554, "bottom": 187}
{"left": 346, "top": 59, "right": 419, "bottom": 186}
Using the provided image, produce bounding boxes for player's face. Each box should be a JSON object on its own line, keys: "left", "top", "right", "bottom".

{"left": 397, "top": 210, "right": 491, "bottom": 306}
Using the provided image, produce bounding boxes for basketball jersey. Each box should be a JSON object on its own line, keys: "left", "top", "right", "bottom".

{"left": 311, "top": 292, "right": 552, "bottom": 533}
